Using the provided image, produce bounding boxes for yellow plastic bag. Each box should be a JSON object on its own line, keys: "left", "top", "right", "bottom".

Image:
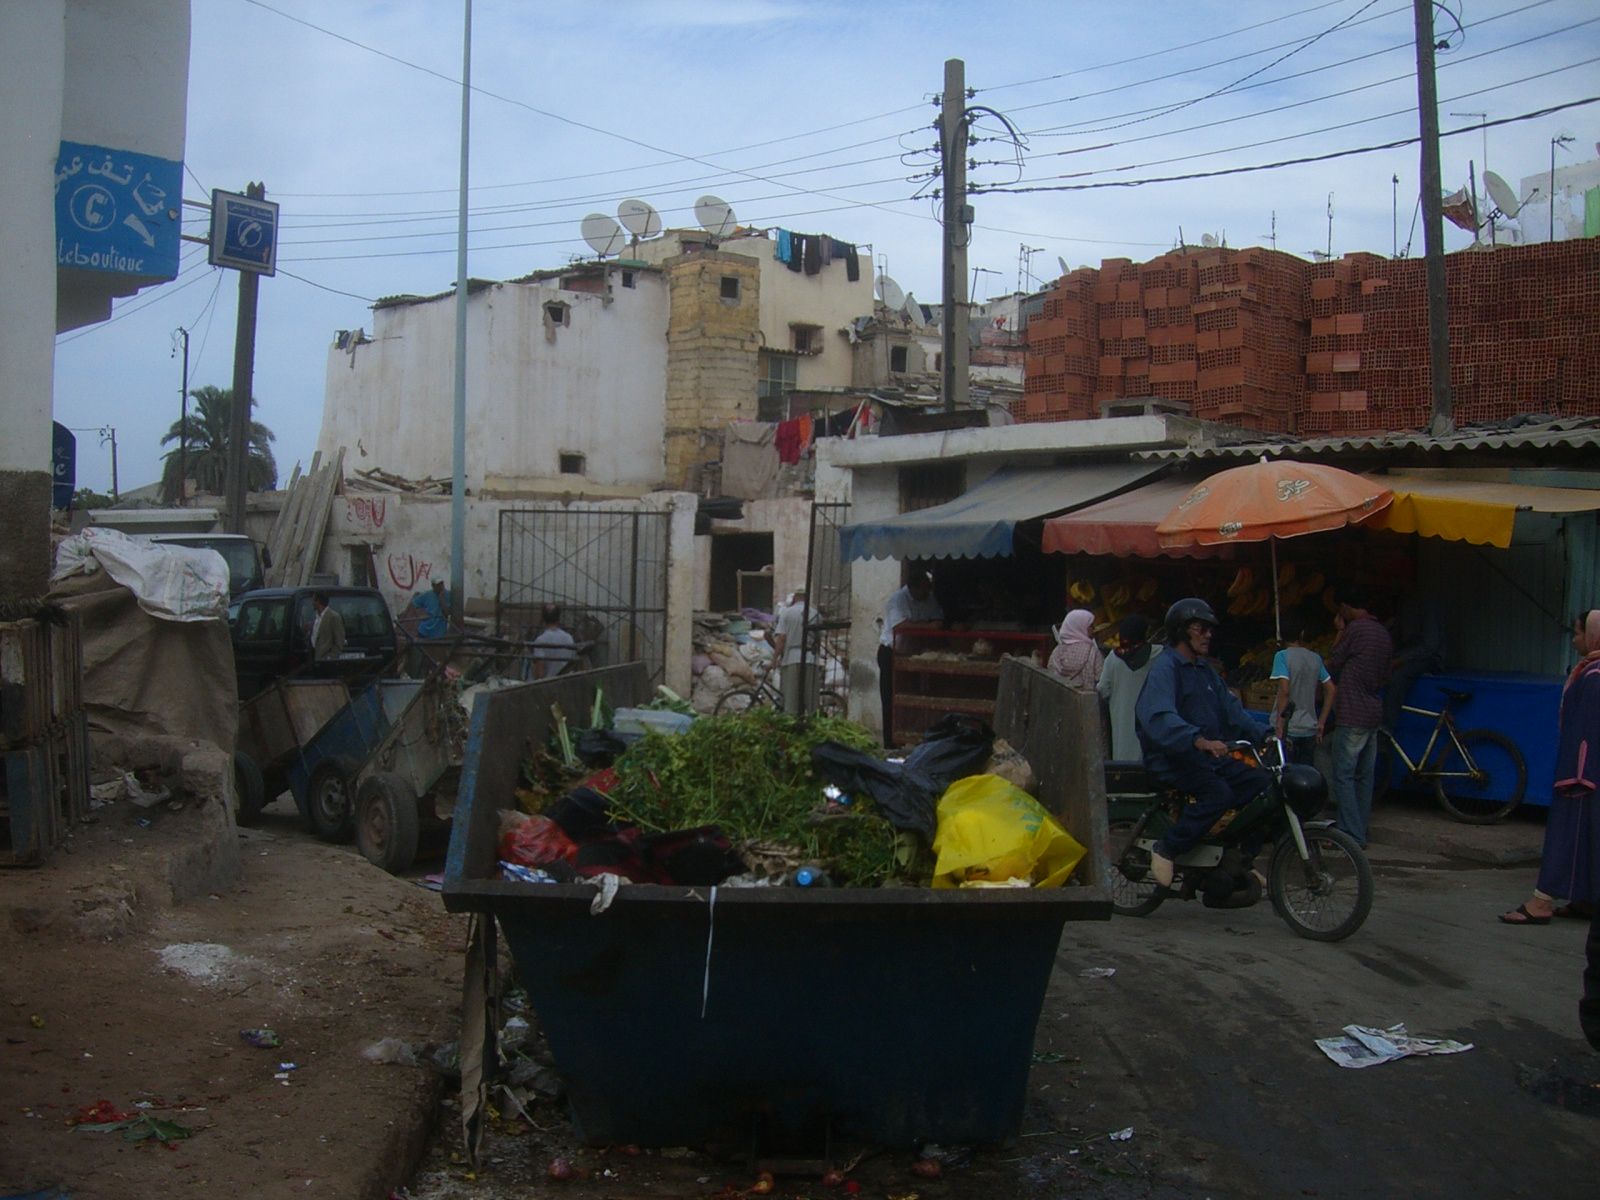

{"left": 930, "top": 774, "right": 1087, "bottom": 889}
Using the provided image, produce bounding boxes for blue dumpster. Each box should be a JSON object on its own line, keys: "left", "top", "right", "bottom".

{"left": 443, "top": 660, "right": 1109, "bottom": 1150}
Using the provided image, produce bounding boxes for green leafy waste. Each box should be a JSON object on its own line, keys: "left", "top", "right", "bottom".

{"left": 604, "top": 709, "right": 926, "bottom": 888}
{"left": 76, "top": 1113, "right": 194, "bottom": 1143}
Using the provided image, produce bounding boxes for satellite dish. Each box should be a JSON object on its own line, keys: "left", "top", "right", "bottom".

{"left": 1200, "top": 233, "right": 1218, "bottom": 248}
{"left": 900, "top": 290, "right": 920, "bottom": 323}
{"left": 1057, "top": 256, "right": 1070, "bottom": 278}
{"left": 694, "top": 195, "right": 736, "bottom": 238}
{"left": 875, "top": 274, "right": 905, "bottom": 309}
{"left": 1484, "top": 171, "right": 1520, "bottom": 218}
{"left": 581, "top": 213, "right": 625, "bottom": 258}
{"left": 617, "top": 198, "right": 662, "bottom": 239}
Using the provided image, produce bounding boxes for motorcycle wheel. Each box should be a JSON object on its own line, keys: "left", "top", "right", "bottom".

{"left": 1107, "top": 817, "right": 1166, "bottom": 917}
{"left": 1268, "top": 825, "right": 1373, "bottom": 942}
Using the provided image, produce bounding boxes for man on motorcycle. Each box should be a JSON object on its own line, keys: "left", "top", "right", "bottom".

{"left": 1135, "top": 597, "right": 1270, "bottom": 887}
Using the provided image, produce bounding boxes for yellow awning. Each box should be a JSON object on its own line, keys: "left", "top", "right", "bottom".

{"left": 1366, "top": 472, "right": 1600, "bottom": 548}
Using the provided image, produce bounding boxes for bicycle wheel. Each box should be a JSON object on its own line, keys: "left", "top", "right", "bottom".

{"left": 1269, "top": 825, "right": 1373, "bottom": 942}
{"left": 714, "top": 687, "right": 767, "bottom": 716}
{"left": 1432, "top": 728, "right": 1527, "bottom": 824}
{"left": 1107, "top": 816, "right": 1166, "bottom": 917}
{"left": 815, "top": 689, "right": 846, "bottom": 719}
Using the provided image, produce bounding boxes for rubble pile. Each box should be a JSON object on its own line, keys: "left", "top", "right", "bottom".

{"left": 687, "top": 611, "right": 774, "bottom": 714}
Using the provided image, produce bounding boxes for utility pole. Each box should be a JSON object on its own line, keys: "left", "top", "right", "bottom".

{"left": 1412, "top": 0, "right": 1452, "bottom": 435}
{"left": 100, "top": 426, "right": 119, "bottom": 500}
{"left": 939, "top": 57, "right": 970, "bottom": 414}
{"left": 1550, "top": 133, "right": 1574, "bottom": 242}
{"left": 1391, "top": 175, "right": 1399, "bottom": 256}
{"left": 224, "top": 181, "right": 265, "bottom": 532}
{"left": 173, "top": 326, "right": 190, "bottom": 505}
{"left": 450, "top": 0, "right": 473, "bottom": 627}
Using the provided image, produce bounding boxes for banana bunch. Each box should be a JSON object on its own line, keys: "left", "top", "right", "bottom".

{"left": 1068, "top": 580, "right": 1096, "bottom": 605}
{"left": 1228, "top": 588, "right": 1272, "bottom": 618}
{"left": 1136, "top": 578, "right": 1159, "bottom": 602}
{"left": 1227, "top": 567, "right": 1256, "bottom": 599}
{"left": 1278, "top": 568, "right": 1326, "bottom": 610}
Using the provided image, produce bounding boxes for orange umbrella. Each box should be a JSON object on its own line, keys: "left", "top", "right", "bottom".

{"left": 1156, "top": 459, "right": 1394, "bottom": 639}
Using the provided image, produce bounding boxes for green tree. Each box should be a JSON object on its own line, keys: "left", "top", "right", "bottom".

{"left": 71, "top": 487, "right": 115, "bottom": 510}
{"left": 158, "top": 385, "right": 277, "bottom": 502}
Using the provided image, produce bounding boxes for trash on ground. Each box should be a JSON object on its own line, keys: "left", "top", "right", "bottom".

{"left": 1316, "top": 1023, "right": 1474, "bottom": 1068}
{"left": 239, "top": 1028, "right": 281, "bottom": 1049}
{"left": 73, "top": 1111, "right": 193, "bottom": 1143}
{"left": 1109, "top": 1127, "right": 1135, "bottom": 1142}
{"left": 362, "top": 1038, "right": 420, "bottom": 1067}
{"left": 1079, "top": 967, "right": 1117, "bottom": 978}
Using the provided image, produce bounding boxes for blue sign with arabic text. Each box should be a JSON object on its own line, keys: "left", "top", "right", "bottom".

{"left": 54, "top": 140, "right": 182, "bottom": 279}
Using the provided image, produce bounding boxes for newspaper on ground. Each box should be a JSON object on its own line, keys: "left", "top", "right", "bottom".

{"left": 1316, "top": 1022, "right": 1474, "bottom": 1069}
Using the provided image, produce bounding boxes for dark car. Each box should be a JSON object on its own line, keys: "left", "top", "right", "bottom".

{"left": 231, "top": 586, "right": 399, "bottom": 701}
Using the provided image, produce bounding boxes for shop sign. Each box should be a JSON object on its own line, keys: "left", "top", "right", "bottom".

{"left": 54, "top": 140, "right": 182, "bottom": 278}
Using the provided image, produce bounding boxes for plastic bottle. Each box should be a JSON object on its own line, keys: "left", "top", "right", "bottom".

{"left": 792, "top": 864, "right": 833, "bottom": 888}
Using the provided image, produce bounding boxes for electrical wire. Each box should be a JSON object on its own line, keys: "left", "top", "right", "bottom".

{"left": 55, "top": 259, "right": 219, "bottom": 345}
{"left": 276, "top": 268, "right": 377, "bottom": 303}
{"left": 968, "top": 95, "right": 1600, "bottom": 195}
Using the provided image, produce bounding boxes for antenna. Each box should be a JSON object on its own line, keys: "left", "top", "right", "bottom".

{"left": 1325, "top": 192, "right": 1334, "bottom": 260}
{"left": 580, "top": 212, "right": 625, "bottom": 258}
{"left": 1017, "top": 244, "right": 1043, "bottom": 293}
{"left": 1260, "top": 211, "right": 1277, "bottom": 251}
{"left": 694, "top": 194, "right": 737, "bottom": 239}
{"left": 616, "top": 198, "right": 661, "bottom": 240}
{"left": 875, "top": 273, "right": 906, "bottom": 310}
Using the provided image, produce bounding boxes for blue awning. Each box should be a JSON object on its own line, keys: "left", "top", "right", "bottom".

{"left": 839, "top": 461, "right": 1163, "bottom": 562}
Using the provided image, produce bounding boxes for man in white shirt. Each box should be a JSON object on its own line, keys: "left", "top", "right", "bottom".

{"left": 530, "top": 603, "right": 578, "bottom": 680}
{"left": 770, "top": 587, "right": 817, "bottom": 714}
{"left": 877, "top": 572, "right": 942, "bottom": 746}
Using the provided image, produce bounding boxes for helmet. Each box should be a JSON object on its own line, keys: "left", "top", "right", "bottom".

{"left": 1280, "top": 763, "right": 1327, "bottom": 820}
{"left": 1164, "top": 597, "right": 1219, "bottom": 645}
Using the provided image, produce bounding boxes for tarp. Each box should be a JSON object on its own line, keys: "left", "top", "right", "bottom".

{"left": 1367, "top": 472, "right": 1600, "bottom": 549}
{"left": 52, "top": 526, "right": 229, "bottom": 621}
{"left": 1041, "top": 475, "right": 1226, "bottom": 558}
{"left": 839, "top": 462, "right": 1161, "bottom": 562}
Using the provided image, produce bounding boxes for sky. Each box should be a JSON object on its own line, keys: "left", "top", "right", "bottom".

{"left": 52, "top": 0, "right": 1600, "bottom": 495}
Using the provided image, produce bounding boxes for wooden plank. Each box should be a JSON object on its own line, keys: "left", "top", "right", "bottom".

{"left": 299, "top": 447, "right": 344, "bottom": 585}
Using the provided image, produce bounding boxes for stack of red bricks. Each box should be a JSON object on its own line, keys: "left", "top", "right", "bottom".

{"left": 1018, "top": 237, "right": 1600, "bottom": 433}
{"left": 1020, "top": 267, "right": 1098, "bottom": 421}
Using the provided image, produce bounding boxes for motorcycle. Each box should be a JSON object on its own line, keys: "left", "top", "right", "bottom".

{"left": 1103, "top": 732, "right": 1374, "bottom": 942}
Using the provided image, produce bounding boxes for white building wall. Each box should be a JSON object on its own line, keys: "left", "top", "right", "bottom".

{"left": 319, "top": 271, "right": 669, "bottom": 492}
{"left": 1517, "top": 156, "right": 1600, "bottom": 244}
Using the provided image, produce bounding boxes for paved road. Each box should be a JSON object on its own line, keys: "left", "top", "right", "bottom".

{"left": 1012, "top": 837, "right": 1599, "bottom": 1199}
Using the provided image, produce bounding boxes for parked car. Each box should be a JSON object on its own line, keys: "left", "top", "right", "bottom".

{"left": 231, "top": 586, "right": 398, "bottom": 701}
{"left": 147, "top": 532, "right": 267, "bottom": 599}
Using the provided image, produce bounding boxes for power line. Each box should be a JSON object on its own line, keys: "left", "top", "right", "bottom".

{"left": 969, "top": 95, "right": 1600, "bottom": 195}
{"left": 276, "top": 268, "right": 376, "bottom": 303}
{"left": 55, "top": 259, "right": 218, "bottom": 345}
{"left": 996, "top": 57, "right": 1599, "bottom": 188}
{"left": 240, "top": 0, "right": 923, "bottom": 222}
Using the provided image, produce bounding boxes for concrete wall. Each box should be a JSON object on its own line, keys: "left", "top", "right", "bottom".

{"left": 663, "top": 251, "right": 762, "bottom": 488}
{"left": 319, "top": 268, "right": 670, "bottom": 493}
{"left": 0, "top": 0, "right": 189, "bottom": 600}
{"left": 750, "top": 243, "right": 875, "bottom": 391}
{"left": 1517, "top": 156, "right": 1600, "bottom": 244}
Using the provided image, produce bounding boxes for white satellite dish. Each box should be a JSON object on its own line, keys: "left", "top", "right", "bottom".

{"left": 581, "top": 213, "right": 625, "bottom": 258}
{"left": 875, "top": 274, "right": 905, "bottom": 309}
{"left": 617, "top": 198, "right": 662, "bottom": 239}
{"left": 900, "top": 290, "right": 920, "bottom": 323}
{"left": 1200, "top": 232, "right": 1218, "bottom": 248}
{"left": 1057, "top": 256, "right": 1070, "bottom": 278}
{"left": 1484, "top": 171, "right": 1521, "bottom": 218}
{"left": 694, "top": 195, "right": 736, "bottom": 238}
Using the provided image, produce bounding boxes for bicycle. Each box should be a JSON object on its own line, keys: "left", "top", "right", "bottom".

{"left": 1372, "top": 687, "right": 1527, "bottom": 824}
{"left": 715, "top": 666, "right": 845, "bottom": 718}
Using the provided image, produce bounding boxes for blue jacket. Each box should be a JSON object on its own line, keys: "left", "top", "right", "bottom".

{"left": 1135, "top": 648, "right": 1267, "bottom": 774}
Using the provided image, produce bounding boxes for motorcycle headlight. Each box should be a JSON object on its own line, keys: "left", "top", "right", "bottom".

{"left": 1281, "top": 763, "right": 1326, "bottom": 819}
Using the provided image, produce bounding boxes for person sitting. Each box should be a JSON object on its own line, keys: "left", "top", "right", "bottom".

{"left": 1135, "top": 597, "right": 1270, "bottom": 888}
{"left": 529, "top": 603, "right": 578, "bottom": 680}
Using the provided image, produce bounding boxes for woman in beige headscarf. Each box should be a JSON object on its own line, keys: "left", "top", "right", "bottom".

{"left": 1048, "top": 608, "right": 1103, "bottom": 692}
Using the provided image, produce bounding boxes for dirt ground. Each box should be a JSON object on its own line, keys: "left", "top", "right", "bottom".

{"left": 0, "top": 795, "right": 462, "bottom": 1200}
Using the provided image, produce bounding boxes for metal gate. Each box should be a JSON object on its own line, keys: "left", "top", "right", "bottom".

{"left": 496, "top": 506, "right": 671, "bottom": 683}
{"left": 801, "top": 500, "right": 852, "bottom": 710}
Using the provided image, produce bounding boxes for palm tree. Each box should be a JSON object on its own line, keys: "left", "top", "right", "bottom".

{"left": 159, "top": 385, "right": 277, "bottom": 502}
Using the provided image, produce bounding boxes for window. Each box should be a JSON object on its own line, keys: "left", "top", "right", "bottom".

{"left": 544, "top": 301, "right": 569, "bottom": 326}
{"left": 757, "top": 351, "right": 797, "bottom": 422}
{"left": 236, "top": 599, "right": 288, "bottom": 643}
{"left": 791, "top": 324, "right": 822, "bottom": 355}
{"left": 890, "top": 344, "right": 909, "bottom": 373}
{"left": 719, "top": 275, "right": 741, "bottom": 301}
{"left": 620, "top": 270, "right": 636, "bottom": 289}
{"left": 559, "top": 452, "right": 586, "bottom": 475}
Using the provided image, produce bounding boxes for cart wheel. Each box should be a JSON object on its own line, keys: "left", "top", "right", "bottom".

{"left": 307, "top": 759, "right": 356, "bottom": 843}
{"left": 356, "top": 772, "right": 420, "bottom": 875}
{"left": 233, "top": 751, "right": 266, "bottom": 827}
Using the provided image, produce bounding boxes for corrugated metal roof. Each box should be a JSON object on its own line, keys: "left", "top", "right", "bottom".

{"left": 1137, "top": 417, "right": 1600, "bottom": 462}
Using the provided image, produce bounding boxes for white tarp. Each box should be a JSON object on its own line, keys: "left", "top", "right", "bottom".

{"left": 53, "top": 527, "right": 229, "bottom": 622}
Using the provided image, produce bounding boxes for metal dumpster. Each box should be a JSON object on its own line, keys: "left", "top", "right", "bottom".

{"left": 443, "top": 658, "right": 1109, "bottom": 1151}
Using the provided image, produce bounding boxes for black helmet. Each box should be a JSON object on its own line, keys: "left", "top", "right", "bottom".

{"left": 1165, "top": 597, "right": 1219, "bottom": 644}
{"left": 1280, "top": 763, "right": 1327, "bottom": 820}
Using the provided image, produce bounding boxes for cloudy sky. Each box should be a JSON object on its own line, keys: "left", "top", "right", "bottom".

{"left": 54, "top": 0, "right": 1600, "bottom": 493}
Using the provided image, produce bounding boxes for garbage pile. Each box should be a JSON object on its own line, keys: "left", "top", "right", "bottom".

{"left": 501, "top": 702, "right": 1086, "bottom": 891}
{"left": 686, "top": 611, "right": 775, "bottom": 714}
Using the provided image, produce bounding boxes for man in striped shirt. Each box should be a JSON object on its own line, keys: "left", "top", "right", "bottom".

{"left": 1324, "top": 589, "right": 1393, "bottom": 849}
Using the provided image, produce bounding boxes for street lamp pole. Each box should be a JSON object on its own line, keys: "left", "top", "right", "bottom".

{"left": 173, "top": 327, "right": 190, "bottom": 505}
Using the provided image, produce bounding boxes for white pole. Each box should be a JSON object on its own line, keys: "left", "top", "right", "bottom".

{"left": 450, "top": 0, "right": 472, "bottom": 626}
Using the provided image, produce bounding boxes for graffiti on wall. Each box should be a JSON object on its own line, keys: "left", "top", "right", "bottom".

{"left": 340, "top": 495, "right": 389, "bottom": 535}
{"left": 386, "top": 553, "right": 434, "bottom": 592}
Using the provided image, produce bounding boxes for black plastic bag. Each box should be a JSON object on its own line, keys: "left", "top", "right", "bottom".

{"left": 810, "top": 742, "right": 937, "bottom": 841}
{"left": 902, "top": 714, "right": 995, "bottom": 790}
{"left": 575, "top": 728, "right": 629, "bottom": 768}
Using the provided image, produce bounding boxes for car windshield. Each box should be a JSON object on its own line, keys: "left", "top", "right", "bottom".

{"left": 293, "top": 594, "right": 392, "bottom": 639}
